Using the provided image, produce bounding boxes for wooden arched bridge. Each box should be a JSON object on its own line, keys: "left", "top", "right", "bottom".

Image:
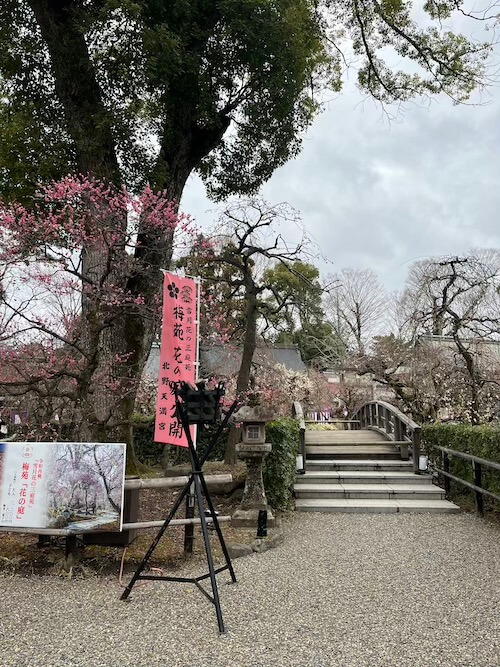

{"left": 293, "top": 401, "right": 459, "bottom": 513}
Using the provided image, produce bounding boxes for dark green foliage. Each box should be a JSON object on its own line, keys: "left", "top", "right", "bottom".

{"left": 177, "top": 235, "right": 250, "bottom": 342}
{"left": 196, "top": 421, "right": 229, "bottom": 462}
{"left": 263, "top": 418, "right": 300, "bottom": 511}
{"left": 132, "top": 414, "right": 163, "bottom": 466}
{"left": 423, "top": 423, "right": 500, "bottom": 510}
{"left": 1, "top": 2, "right": 493, "bottom": 201}
{"left": 132, "top": 414, "right": 228, "bottom": 467}
{"left": 265, "top": 260, "right": 345, "bottom": 366}
{"left": 0, "top": 0, "right": 331, "bottom": 199}
{"left": 264, "top": 260, "right": 325, "bottom": 332}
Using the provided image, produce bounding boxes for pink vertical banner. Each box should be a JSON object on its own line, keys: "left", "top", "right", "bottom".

{"left": 154, "top": 272, "right": 199, "bottom": 447}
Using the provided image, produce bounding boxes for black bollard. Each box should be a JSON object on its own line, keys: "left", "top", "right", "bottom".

{"left": 257, "top": 509, "right": 267, "bottom": 538}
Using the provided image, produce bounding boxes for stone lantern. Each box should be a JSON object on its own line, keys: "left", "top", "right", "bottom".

{"left": 232, "top": 406, "right": 275, "bottom": 528}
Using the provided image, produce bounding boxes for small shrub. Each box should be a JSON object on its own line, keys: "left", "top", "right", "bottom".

{"left": 263, "top": 418, "right": 300, "bottom": 511}
{"left": 422, "top": 423, "right": 500, "bottom": 512}
{"left": 308, "top": 423, "right": 338, "bottom": 431}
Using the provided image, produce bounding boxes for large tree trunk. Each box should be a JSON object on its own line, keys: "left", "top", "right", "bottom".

{"left": 27, "top": 1, "right": 156, "bottom": 472}
{"left": 225, "top": 284, "right": 259, "bottom": 465}
{"left": 27, "top": 1, "right": 230, "bottom": 474}
{"left": 27, "top": 0, "right": 121, "bottom": 182}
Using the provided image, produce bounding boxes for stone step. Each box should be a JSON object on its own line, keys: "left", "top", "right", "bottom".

{"left": 306, "top": 459, "right": 415, "bottom": 472}
{"left": 306, "top": 446, "right": 401, "bottom": 460}
{"left": 305, "top": 432, "right": 388, "bottom": 444}
{"left": 295, "top": 471, "right": 433, "bottom": 485}
{"left": 295, "top": 498, "right": 460, "bottom": 514}
{"left": 294, "top": 483, "right": 444, "bottom": 500}
{"left": 305, "top": 440, "right": 409, "bottom": 447}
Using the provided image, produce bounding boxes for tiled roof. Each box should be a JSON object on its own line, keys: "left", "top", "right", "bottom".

{"left": 143, "top": 343, "right": 306, "bottom": 379}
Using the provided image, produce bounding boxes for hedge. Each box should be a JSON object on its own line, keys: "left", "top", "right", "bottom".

{"left": 263, "top": 418, "right": 300, "bottom": 511}
{"left": 422, "top": 423, "right": 500, "bottom": 508}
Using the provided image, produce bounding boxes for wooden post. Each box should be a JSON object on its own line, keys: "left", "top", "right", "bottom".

{"left": 394, "top": 418, "right": 402, "bottom": 443}
{"left": 412, "top": 428, "right": 421, "bottom": 474}
{"left": 473, "top": 461, "right": 484, "bottom": 516}
{"left": 443, "top": 451, "right": 450, "bottom": 494}
{"left": 384, "top": 407, "right": 390, "bottom": 436}
{"left": 300, "top": 425, "right": 306, "bottom": 473}
{"left": 64, "top": 534, "right": 77, "bottom": 570}
{"left": 37, "top": 535, "right": 51, "bottom": 547}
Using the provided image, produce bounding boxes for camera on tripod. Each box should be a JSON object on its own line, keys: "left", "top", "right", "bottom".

{"left": 175, "top": 380, "right": 226, "bottom": 425}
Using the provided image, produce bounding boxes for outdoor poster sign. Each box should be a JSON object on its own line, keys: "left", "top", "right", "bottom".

{"left": 0, "top": 442, "right": 126, "bottom": 532}
{"left": 154, "top": 272, "right": 199, "bottom": 447}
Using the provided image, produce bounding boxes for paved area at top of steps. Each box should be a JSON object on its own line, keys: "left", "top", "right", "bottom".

{"left": 1, "top": 513, "right": 498, "bottom": 667}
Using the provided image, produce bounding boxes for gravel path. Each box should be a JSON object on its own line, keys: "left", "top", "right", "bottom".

{"left": 0, "top": 513, "right": 499, "bottom": 667}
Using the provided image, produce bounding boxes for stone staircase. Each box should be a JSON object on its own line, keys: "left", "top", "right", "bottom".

{"left": 295, "top": 428, "right": 460, "bottom": 513}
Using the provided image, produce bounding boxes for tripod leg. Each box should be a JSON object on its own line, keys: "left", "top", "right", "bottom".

{"left": 198, "top": 471, "right": 237, "bottom": 584}
{"left": 192, "top": 466, "right": 226, "bottom": 634}
{"left": 183, "top": 483, "right": 195, "bottom": 554}
{"left": 121, "top": 476, "right": 192, "bottom": 600}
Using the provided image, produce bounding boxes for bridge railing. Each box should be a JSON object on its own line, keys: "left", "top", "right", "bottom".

{"left": 352, "top": 401, "right": 422, "bottom": 474}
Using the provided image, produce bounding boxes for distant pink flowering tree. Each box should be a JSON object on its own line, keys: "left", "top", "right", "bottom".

{"left": 0, "top": 175, "right": 192, "bottom": 472}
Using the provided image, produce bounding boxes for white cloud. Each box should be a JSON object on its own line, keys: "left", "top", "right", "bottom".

{"left": 181, "top": 71, "right": 500, "bottom": 293}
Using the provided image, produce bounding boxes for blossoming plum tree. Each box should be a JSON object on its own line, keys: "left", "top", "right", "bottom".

{"left": 0, "top": 175, "right": 191, "bottom": 472}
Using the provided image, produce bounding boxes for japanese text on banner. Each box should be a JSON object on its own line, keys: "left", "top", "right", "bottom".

{"left": 154, "top": 273, "right": 198, "bottom": 446}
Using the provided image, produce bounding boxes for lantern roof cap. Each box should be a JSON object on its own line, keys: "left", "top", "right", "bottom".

{"left": 234, "top": 405, "right": 274, "bottom": 423}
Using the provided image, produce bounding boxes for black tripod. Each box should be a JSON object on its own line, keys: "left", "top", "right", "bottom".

{"left": 121, "top": 386, "right": 238, "bottom": 635}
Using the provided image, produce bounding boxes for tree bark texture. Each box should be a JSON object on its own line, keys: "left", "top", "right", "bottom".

{"left": 225, "top": 282, "right": 259, "bottom": 465}
{"left": 25, "top": 1, "right": 229, "bottom": 473}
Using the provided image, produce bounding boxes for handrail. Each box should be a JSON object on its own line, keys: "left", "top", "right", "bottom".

{"left": 0, "top": 473, "right": 233, "bottom": 539}
{"left": 428, "top": 444, "right": 500, "bottom": 515}
{"left": 292, "top": 401, "right": 306, "bottom": 473}
{"left": 0, "top": 516, "right": 232, "bottom": 536}
{"left": 430, "top": 445, "right": 500, "bottom": 472}
{"left": 352, "top": 400, "right": 422, "bottom": 474}
{"left": 124, "top": 474, "right": 232, "bottom": 490}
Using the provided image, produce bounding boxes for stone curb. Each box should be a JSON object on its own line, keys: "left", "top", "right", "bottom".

{"left": 227, "top": 520, "right": 284, "bottom": 559}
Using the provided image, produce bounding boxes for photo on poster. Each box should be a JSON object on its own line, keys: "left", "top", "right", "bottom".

{"left": 0, "top": 442, "right": 126, "bottom": 532}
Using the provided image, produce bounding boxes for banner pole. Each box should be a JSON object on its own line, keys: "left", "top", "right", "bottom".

{"left": 183, "top": 276, "right": 202, "bottom": 553}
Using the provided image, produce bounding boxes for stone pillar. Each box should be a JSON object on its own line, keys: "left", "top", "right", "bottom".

{"left": 232, "top": 442, "right": 275, "bottom": 528}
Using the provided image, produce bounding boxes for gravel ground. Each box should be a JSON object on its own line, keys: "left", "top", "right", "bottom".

{"left": 0, "top": 512, "right": 499, "bottom": 667}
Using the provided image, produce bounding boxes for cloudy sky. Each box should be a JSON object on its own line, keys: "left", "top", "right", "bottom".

{"left": 181, "top": 14, "right": 500, "bottom": 293}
